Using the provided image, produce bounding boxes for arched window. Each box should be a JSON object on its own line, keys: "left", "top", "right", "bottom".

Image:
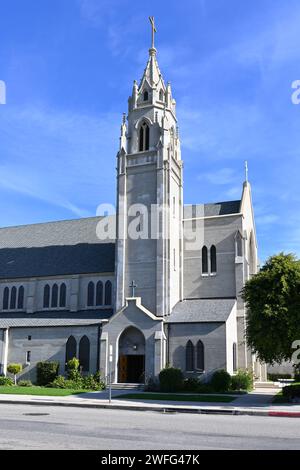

{"left": 96, "top": 281, "right": 103, "bottom": 306}
{"left": 104, "top": 281, "right": 112, "bottom": 306}
{"left": 196, "top": 340, "right": 205, "bottom": 372}
{"left": 233, "top": 343, "right": 237, "bottom": 372}
{"left": 87, "top": 282, "right": 95, "bottom": 307}
{"left": 139, "top": 121, "right": 150, "bottom": 152}
{"left": 51, "top": 284, "right": 58, "bottom": 308}
{"left": 210, "top": 245, "right": 217, "bottom": 273}
{"left": 10, "top": 286, "right": 17, "bottom": 310}
{"left": 65, "top": 336, "right": 77, "bottom": 365}
{"left": 236, "top": 232, "right": 243, "bottom": 257}
{"left": 143, "top": 90, "right": 148, "bottom": 101}
{"left": 17, "top": 286, "right": 24, "bottom": 310}
{"left": 3, "top": 287, "right": 9, "bottom": 310}
{"left": 79, "top": 336, "right": 90, "bottom": 372}
{"left": 43, "top": 284, "right": 50, "bottom": 309}
{"left": 159, "top": 89, "right": 164, "bottom": 101}
{"left": 202, "top": 246, "right": 208, "bottom": 274}
{"left": 59, "top": 283, "right": 66, "bottom": 308}
{"left": 186, "top": 340, "right": 194, "bottom": 371}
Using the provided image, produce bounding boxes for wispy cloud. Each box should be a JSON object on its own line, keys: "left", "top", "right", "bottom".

{"left": 0, "top": 105, "right": 120, "bottom": 220}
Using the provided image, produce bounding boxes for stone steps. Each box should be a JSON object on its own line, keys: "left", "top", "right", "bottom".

{"left": 109, "top": 383, "right": 144, "bottom": 391}
{"left": 254, "top": 381, "right": 281, "bottom": 389}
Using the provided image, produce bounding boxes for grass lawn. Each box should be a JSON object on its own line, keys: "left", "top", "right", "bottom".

{"left": 0, "top": 386, "right": 89, "bottom": 396}
{"left": 116, "top": 393, "right": 236, "bottom": 403}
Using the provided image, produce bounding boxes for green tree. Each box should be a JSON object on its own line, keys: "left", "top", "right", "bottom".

{"left": 243, "top": 253, "right": 300, "bottom": 365}
{"left": 7, "top": 363, "right": 23, "bottom": 385}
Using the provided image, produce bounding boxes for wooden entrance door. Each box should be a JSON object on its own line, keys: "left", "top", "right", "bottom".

{"left": 118, "top": 355, "right": 128, "bottom": 383}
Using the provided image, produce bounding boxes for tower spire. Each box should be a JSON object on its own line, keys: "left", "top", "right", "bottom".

{"left": 244, "top": 160, "right": 249, "bottom": 183}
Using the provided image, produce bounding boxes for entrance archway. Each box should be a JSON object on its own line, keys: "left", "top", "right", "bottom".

{"left": 118, "top": 327, "right": 145, "bottom": 383}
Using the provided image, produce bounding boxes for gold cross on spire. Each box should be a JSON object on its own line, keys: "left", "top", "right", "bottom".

{"left": 149, "top": 16, "right": 157, "bottom": 49}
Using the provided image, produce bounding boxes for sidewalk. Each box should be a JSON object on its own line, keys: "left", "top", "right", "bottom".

{"left": 1, "top": 387, "right": 300, "bottom": 418}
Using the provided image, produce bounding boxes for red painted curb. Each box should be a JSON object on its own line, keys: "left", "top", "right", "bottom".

{"left": 269, "top": 411, "right": 300, "bottom": 418}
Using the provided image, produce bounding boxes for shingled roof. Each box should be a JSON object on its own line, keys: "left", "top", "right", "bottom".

{"left": 0, "top": 309, "right": 113, "bottom": 328}
{"left": 0, "top": 216, "right": 116, "bottom": 280}
{"left": 184, "top": 201, "right": 241, "bottom": 219}
{"left": 167, "top": 298, "right": 236, "bottom": 323}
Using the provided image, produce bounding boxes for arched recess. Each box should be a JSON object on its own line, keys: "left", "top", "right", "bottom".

{"left": 210, "top": 245, "right": 217, "bottom": 273}
{"left": 118, "top": 326, "right": 145, "bottom": 383}
{"left": 104, "top": 281, "right": 112, "bottom": 305}
{"left": 196, "top": 340, "right": 205, "bottom": 372}
{"left": 79, "top": 335, "right": 90, "bottom": 372}
{"left": 65, "top": 336, "right": 77, "bottom": 364}
{"left": 186, "top": 340, "right": 194, "bottom": 371}
{"left": 18, "top": 286, "right": 24, "bottom": 309}
{"left": 202, "top": 246, "right": 208, "bottom": 274}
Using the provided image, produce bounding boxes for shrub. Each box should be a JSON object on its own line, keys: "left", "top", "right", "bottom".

{"left": 231, "top": 369, "right": 253, "bottom": 391}
{"left": 0, "top": 376, "right": 14, "bottom": 386}
{"left": 159, "top": 367, "right": 184, "bottom": 392}
{"left": 7, "top": 363, "right": 23, "bottom": 385}
{"left": 93, "top": 371, "right": 106, "bottom": 390}
{"left": 36, "top": 361, "right": 59, "bottom": 386}
{"left": 145, "top": 377, "right": 160, "bottom": 392}
{"left": 66, "top": 358, "right": 81, "bottom": 381}
{"left": 82, "top": 375, "right": 101, "bottom": 391}
{"left": 18, "top": 380, "right": 32, "bottom": 387}
{"left": 282, "top": 383, "right": 300, "bottom": 401}
{"left": 183, "top": 377, "right": 201, "bottom": 392}
{"left": 210, "top": 370, "right": 231, "bottom": 392}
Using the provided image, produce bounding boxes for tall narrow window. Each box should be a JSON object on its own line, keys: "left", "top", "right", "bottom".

{"left": 196, "top": 340, "right": 205, "bottom": 372}
{"left": 233, "top": 343, "right": 237, "bottom": 372}
{"left": 143, "top": 90, "right": 148, "bottom": 101}
{"left": 87, "top": 281, "right": 95, "bottom": 307}
{"left": 10, "top": 286, "right": 17, "bottom": 310}
{"left": 236, "top": 232, "right": 243, "bottom": 257}
{"left": 17, "top": 286, "right": 24, "bottom": 310}
{"left": 3, "top": 287, "right": 9, "bottom": 310}
{"left": 186, "top": 340, "right": 194, "bottom": 371}
{"left": 65, "top": 336, "right": 77, "bottom": 364}
{"left": 210, "top": 245, "right": 217, "bottom": 273}
{"left": 51, "top": 284, "right": 58, "bottom": 308}
{"left": 173, "top": 248, "right": 176, "bottom": 271}
{"left": 43, "top": 284, "right": 50, "bottom": 308}
{"left": 96, "top": 281, "right": 103, "bottom": 306}
{"left": 139, "top": 121, "right": 150, "bottom": 151}
{"left": 79, "top": 336, "right": 90, "bottom": 372}
{"left": 202, "top": 246, "right": 208, "bottom": 274}
{"left": 159, "top": 89, "right": 164, "bottom": 101}
{"left": 104, "top": 280, "right": 112, "bottom": 306}
{"left": 59, "top": 283, "right": 66, "bottom": 308}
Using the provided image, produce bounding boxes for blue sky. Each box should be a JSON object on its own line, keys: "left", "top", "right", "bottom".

{"left": 0, "top": 0, "right": 300, "bottom": 262}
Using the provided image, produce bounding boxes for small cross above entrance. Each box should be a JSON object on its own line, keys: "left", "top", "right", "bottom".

{"left": 129, "top": 280, "right": 137, "bottom": 297}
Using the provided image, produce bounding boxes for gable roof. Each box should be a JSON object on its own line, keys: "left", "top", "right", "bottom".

{"left": 184, "top": 201, "right": 241, "bottom": 219}
{"left": 0, "top": 216, "right": 116, "bottom": 280}
{"left": 167, "top": 298, "right": 236, "bottom": 323}
{"left": 0, "top": 216, "right": 115, "bottom": 249}
{"left": 0, "top": 243, "right": 115, "bottom": 280}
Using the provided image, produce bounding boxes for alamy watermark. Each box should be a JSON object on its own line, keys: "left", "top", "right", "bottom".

{"left": 291, "top": 80, "right": 300, "bottom": 104}
{"left": 95, "top": 202, "right": 205, "bottom": 251}
{"left": 0, "top": 80, "right": 6, "bottom": 104}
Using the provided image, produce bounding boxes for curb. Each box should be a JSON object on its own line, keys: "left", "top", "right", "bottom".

{"left": 1, "top": 398, "right": 299, "bottom": 418}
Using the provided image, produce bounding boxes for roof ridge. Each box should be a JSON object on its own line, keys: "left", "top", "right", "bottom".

{"left": 0, "top": 215, "right": 104, "bottom": 231}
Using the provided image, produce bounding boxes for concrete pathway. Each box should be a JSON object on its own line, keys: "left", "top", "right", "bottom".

{"left": 1, "top": 387, "right": 300, "bottom": 417}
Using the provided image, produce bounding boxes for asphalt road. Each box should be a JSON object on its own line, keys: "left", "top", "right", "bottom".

{"left": 0, "top": 403, "right": 300, "bottom": 450}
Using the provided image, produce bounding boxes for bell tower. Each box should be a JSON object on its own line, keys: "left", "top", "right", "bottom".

{"left": 115, "top": 18, "right": 183, "bottom": 316}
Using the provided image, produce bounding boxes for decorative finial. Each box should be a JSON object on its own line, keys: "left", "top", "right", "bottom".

{"left": 122, "top": 113, "right": 126, "bottom": 125}
{"left": 149, "top": 16, "right": 157, "bottom": 50}
{"left": 244, "top": 160, "right": 248, "bottom": 183}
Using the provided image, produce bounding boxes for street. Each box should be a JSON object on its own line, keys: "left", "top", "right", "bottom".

{"left": 0, "top": 403, "right": 300, "bottom": 450}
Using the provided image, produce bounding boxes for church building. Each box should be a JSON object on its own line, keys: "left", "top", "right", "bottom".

{"left": 0, "top": 21, "right": 266, "bottom": 384}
